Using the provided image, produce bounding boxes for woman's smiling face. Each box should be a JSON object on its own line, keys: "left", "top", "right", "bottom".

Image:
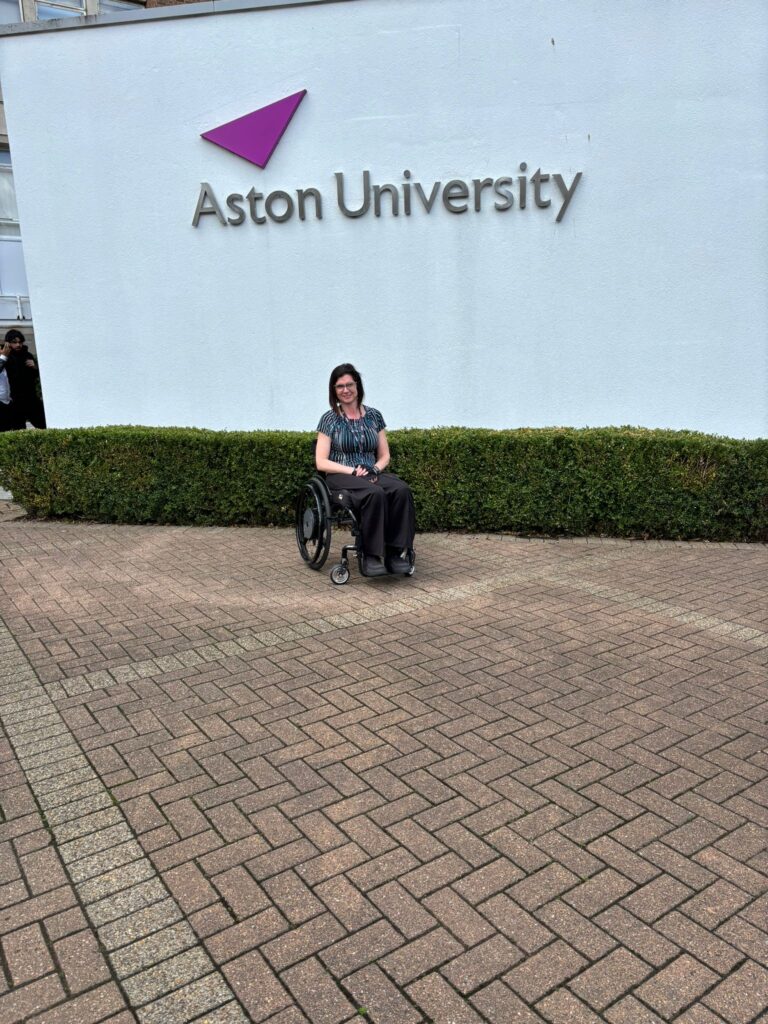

{"left": 335, "top": 376, "right": 358, "bottom": 409}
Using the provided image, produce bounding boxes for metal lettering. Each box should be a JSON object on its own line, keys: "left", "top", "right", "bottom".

{"left": 473, "top": 178, "right": 494, "bottom": 212}
{"left": 518, "top": 163, "right": 528, "bottom": 210}
{"left": 414, "top": 180, "right": 441, "bottom": 213}
{"left": 493, "top": 177, "right": 514, "bottom": 211}
{"left": 336, "top": 171, "right": 371, "bottom": 217}
{"left": 531, "top": 169, "right": 551, "bottom": 209}
{"left": 192, "top": 182, "right": 226, "bottom": 227}
{"left": 442, "top": 180, "right": 470, "bottom": 214}
{"left": 553, "top": 172, "right": 583, "bottom": 222}
{"left": 373, "top": 183, "right": 399, "bottom": 218}
{"left": 265, "top": 190, "right": 294, "bottom": 223}
{"left": 226, "top": 193, "right": 246, "bottom": 225}
{"left": 246, "top": 188, "right": 267, "bottom": 224}
{"left": 297, "top": 188, "right": 323, "bottom": 221}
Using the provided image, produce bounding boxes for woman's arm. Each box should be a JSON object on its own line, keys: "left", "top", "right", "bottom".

{"left": 373, "top": 430, "right": 391, "bottom": 474}
{"left": 316, "top": 432, "right": 363, "bottom": 475}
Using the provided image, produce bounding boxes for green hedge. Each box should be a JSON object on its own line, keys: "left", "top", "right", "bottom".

{"left": 0, "top": 425, "right": 766, "bottom": 540}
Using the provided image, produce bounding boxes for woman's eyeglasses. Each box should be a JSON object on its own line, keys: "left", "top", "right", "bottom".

{"left": 335, "top": 383, "right": 356, "bottom": 391}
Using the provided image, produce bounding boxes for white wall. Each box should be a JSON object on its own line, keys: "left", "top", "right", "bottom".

{"left": 0, "top": 0, "right": 766, "bottom": 436}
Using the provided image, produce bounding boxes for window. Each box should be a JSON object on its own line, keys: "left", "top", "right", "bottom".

{"left": 0, "top": 154, "right": 21, "bottom": 238}
{"left": 99, "top": 0, "right": 142, "bottom": 10}
{"left": 0, "top": 150, "right": 28, "bottom": 299}
{"left": 0, "top": 0, "right": 21, "bottom": 25}
{"left": 35, "top": 0, "right": 84, "bottom": 18}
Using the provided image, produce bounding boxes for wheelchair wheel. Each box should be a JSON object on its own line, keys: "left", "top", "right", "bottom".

{"left": 295, "top": 479, "right": 332, "bottom": 569}
{"left": 330, "top": 563, "right": 350, "bottom": 586}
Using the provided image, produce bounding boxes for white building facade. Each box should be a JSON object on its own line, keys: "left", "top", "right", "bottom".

{"left": 0, "top": 0, "right": 142, "bottom": 343}
{"left": 0, "top": 0, "right": 766, "bottom": 436}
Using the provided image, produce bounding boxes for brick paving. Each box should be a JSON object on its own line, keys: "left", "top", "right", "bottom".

{"left": 0, "top": 513, "right": 766, "bottom": 1023}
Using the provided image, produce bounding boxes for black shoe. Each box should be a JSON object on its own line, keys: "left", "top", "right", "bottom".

{"left": 361, "top": 554, "right": 388, "bottom": 577}
{"left": 385, "top": 548, "right": 411, "bottom": 574}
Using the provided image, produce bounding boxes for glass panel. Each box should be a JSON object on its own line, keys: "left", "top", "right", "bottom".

{"left": 0, "top": 151, "right": 12, "bottom": 166}
{"left": 0, "top": 238, "right": 29, "bottom": 297}
{"left": 0, "top": 167, "right": 19, "bottom": 225}
{"left": 36, "top": 2, "right": 83, "bottom": 17}
{"left": 99, "top": 0, "right": 142, "bottom": 9}
{"left": 0, "top": 0, "right": 21, "bottom": 25}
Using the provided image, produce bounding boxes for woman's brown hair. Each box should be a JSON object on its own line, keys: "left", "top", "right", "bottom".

{"left": 328, "top": 363, "right": 364, "bottom": 411}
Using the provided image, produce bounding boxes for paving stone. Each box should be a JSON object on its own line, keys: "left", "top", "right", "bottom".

{"left": 504, "top": 940, "right": 588, "bottom": 1003}
{"left": 27, "top": 982, "right": 127, "bottom": 1023}
{"left": 281, "top": 957, "right": 357, "bottom": 1024}
{"left": 345, "top": 963, "right": 423, "bottom": 1022}
{"left": 98, "top": 898, "right": 184, "bottom": 951}
{"left": 635, "top": 954, "right": 720, "bottom": 1017}
{"left": 441, "top": 934, "right": 522, "bottom": 994}
{"left": 44, "top": 906, "right": 91, "bottom": 941}
{"left": 1, "top": 526, "right": 767, "bottom": 1024}
{"left": 657, "top": 910, "right": 744, "bottom": 973}
{"left": 54, "top": 929, "right": 112, "bottom": 994}
{"left": 535, "top": 900, "right": 617, "bottom": 960}
{"left": 400, "top": 852, "right": 472, "bottom": 898}
{"left": 423, "top": 887, "right": 495, "bottom": 945}
{"left": 536, "top": 988, "right": 604, "bottom": 1023}
{"left": 380, "top": 927, "right": 464, "bottom": 985}
{"left": 262, "top": 913, "right": 346, "bottom": 971}
{"left": 681, "top": 879, "right": 753, "bottom": 929}
{"left": 121, "top": 947, "right": 213, "bottom": 1006}
{"left": 702, "top": 960, "right": 768, "bottom": 1023}
{"left": 320, "top": 919, "right": 403, "bottom": 978}
{"left": 137, "top": 972, "right": 234, "bottom": 1024}
{"left": 78, "top": 860, "right": 157, "bottom": 905}
{"left": 506, "top": 863, "right": 578, "bottom": 912}
{"left": 310, "top": 878, "right": 375, "bottom": 933}
{"left": 568, "top": 947, "right": 652, "bottom": 1010}
{"left": 109, "top": 922, "right": 199, "bottom": 978}
{"left": 564, "top": 868, "right": 636, "bottom": 917}
{"left": 189, "top": 902, "right": 234, "bottom": 940}
{"left": 2, "top": 921, "right": 55, "bottom": 984}
{"left": 0, "top": 974, "right": 66, "bottom": 1021}
{"left": 164, "top": 862, "right": 218, "bottom": 915}
{"left": 620, "top": 874, "right": 693, "bottom": 923}
{"left": 717, "top": 915, "right": 768, "bottom": 966}
{"left": 221, "top": 950, "right": 292, "bottom": 1022}
{"left": 595, "top": 905, "right": 680, "bottom": 967}
{"left": 368, "top": 881, "right": 436, "bottom": 939}
{"left": 205, "top": 907, "right": 289, "bottom": 963}
{"left": 470, "top": 981, "right": 542, "bottom": 1023}
{"left": 604, "top": 994, "right": 666, "bottom": 1023}
{"left": 407, "top": 973, "right": 485, "bottom": 1024}
{"left": 480, "top": 893, "right": 554, "bottom": 952}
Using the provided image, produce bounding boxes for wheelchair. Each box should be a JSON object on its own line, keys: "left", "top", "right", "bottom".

{"left": 295, "top": 473, "right": 415, "bottom": 585}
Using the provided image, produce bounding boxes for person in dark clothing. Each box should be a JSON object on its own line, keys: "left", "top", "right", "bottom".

{"left": 315, "top": 363, "right": 415, "bottom": 577}
{"left": 3, "top": 329, "right": 46, "bottom": 429}
{"left": 0, "top": 339, "right": 23, "bottom": 431}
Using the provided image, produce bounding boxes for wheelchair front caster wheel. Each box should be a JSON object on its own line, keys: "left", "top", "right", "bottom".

{"left": 330, "top": 564, "right": 350, "bottom": 586}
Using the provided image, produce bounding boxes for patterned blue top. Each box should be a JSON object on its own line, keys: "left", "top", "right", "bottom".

{"left": 317, "top": 406, "right": 386, "bottom": 470}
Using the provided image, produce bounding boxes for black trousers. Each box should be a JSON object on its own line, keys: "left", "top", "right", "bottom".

{"left": 0, "top": 400, "right": 24, "bottom": 432}
{"left": 326, "top": 473, "right": 416, "bottom": 558}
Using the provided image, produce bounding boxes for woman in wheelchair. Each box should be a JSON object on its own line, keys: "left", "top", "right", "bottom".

{"left": 315, "top": 363, "right": 415, "bottom": 578}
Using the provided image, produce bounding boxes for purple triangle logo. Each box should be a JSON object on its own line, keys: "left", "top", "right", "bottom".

{"left": 201, "top": 89, "right": 307, "bottom": 168}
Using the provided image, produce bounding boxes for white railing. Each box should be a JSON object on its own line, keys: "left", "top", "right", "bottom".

{"left": 0, "top": 293, "right": 31, "bottom": 319}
